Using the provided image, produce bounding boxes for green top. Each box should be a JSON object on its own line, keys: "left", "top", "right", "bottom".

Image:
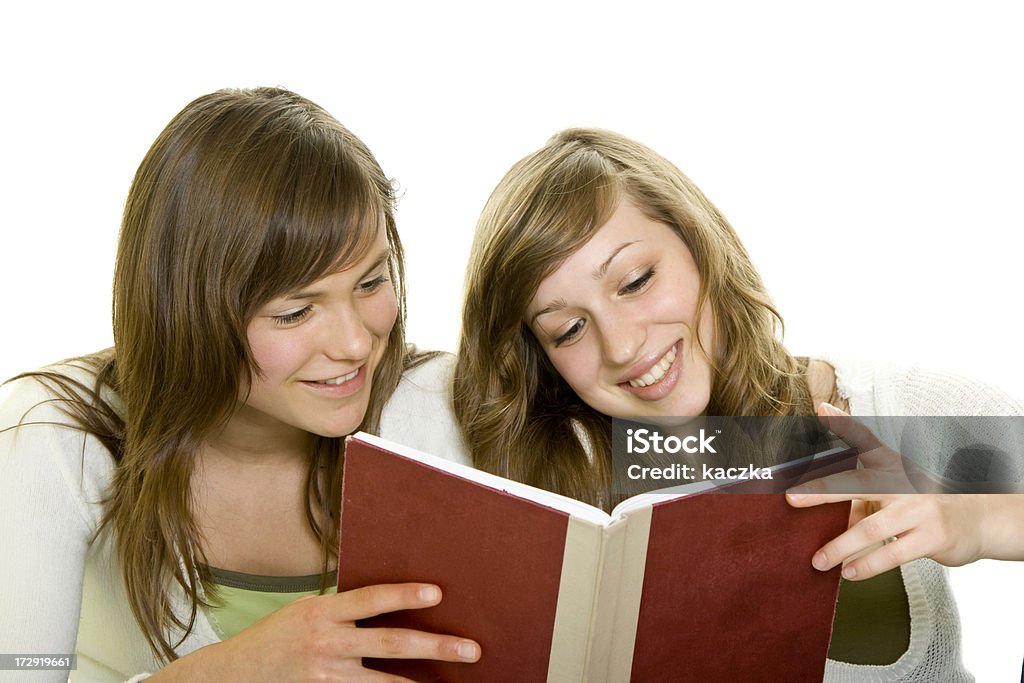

{"left": 202, "top": 566, "right": 337, "bottom": 640}
{"left": 828, "top": 569, "right": 911, "bottom": 665}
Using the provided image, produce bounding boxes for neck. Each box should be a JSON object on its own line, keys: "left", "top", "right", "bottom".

{"left": 203, "top": 407, "right": 312, "bottom": 466}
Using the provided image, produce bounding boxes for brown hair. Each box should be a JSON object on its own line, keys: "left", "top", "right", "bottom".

{"left": 453, "top": 128, "right": 812, "bottom": 509}
{"left": 8, "top": 87, "right": 414, "bottom": 659}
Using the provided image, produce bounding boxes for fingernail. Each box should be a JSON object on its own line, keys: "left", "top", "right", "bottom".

{"left": 842, "top": 565, "right": 857, "bottom": 579}
{"left": 418, "top": 585, "right": 440, "bottom": 602}
{"left": 457, "top": 641, "right": 479, "bottom": 660}
{"left": 812, "top": 551, "right": 828, "bottom": 571}
{"left": 787, "top": 490, "right": 807, "bottom": 500}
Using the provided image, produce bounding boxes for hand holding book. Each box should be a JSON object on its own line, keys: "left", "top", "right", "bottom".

{"left": 787, "top": 402, "right": 1024, "bottom": 580}
{"left": 148, "top": 583, "right": 480, "bottom": 682}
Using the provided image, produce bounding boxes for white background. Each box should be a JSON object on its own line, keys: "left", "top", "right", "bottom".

{"left": 2, "top": 1, "right": 1021, "bottom": 679}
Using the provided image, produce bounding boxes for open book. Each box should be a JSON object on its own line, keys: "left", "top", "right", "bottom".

{"left": 338, "top": 432, "right": 855, "bottom": 682}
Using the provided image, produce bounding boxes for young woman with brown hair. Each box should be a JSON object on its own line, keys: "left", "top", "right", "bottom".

{"left": 0, "top": 88, "right": 478, "bottom": 681}
{"left": 453, "top": 127, "right": 1023, "bottom": 681}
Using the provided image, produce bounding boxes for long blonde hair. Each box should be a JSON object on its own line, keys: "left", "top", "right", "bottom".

{"left": 9, "top": 87, "right": 414, "bottom": 660}
{"left": 453, "top": 128, "right": 812, "bottom": 508}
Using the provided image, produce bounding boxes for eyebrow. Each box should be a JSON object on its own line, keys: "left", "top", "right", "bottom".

{"left": 530, "top": 297, "right": 569, "bottom": 324}
{"left": 285, "top": 247, "right": 392, "bottom": 300}
{"left": 530, "top": 241, "right": 641, "bottom": 323}
{"left": 593, "top": 241, "right": 640, "bottom": 280}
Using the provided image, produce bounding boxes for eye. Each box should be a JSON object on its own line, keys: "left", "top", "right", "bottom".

{"left": 357, "top": 273, "right": 390, "bottom": 293}
{"left": 619, "top": 267, "right": 655, "bottom": 295}
{"left": 554, "top": 318, "right": 585, "bottom": 347}
{"left": 272, "top": 305, "right": 312, "bottom": 326}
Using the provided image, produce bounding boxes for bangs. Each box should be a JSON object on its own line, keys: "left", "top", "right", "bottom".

{"left": 241, "top": 124, "right": 391, "bottom": 314}
{"left": 469, "top": 142, "right": 627, "bottom": 333}
{"left": 507, "top": 144, "right": 623, "bottom": 294}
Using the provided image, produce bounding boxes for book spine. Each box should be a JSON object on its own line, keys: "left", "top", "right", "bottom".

{"left": 545, "top": 517, "right": 606, "bottom": 682}
{"left": 603, "top": 508, "right": 652, "bottom": 681}
{"left": 578, "top": 517, "right": 629, "bottom": 682}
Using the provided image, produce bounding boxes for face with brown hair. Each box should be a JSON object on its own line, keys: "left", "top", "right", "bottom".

{"left": 112, "top": 88, "right": 409, "bottom": 445}
{"left": 525, "top": 197, "right": 716, "bottom": 421}
{"left": 240, "top": 224, "right": 399, "bottom": 441}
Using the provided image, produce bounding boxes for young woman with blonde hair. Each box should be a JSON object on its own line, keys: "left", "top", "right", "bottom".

{"left": 0, "top": 87, "right": 478, "bottom": 681}
{"left": 454, "top": 127, "right": 1023, "bottom": 680}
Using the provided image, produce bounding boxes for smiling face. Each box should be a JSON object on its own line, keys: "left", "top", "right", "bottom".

{"left": 238, "top": 225, "right": 398, "bottom": 442}
{"left": 526, "top": 198, "right": 716, "bottom": 421}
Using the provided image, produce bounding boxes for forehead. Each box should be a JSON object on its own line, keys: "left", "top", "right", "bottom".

{"left": 528, "top": 200, "right": 675, "bottom": 305}
{"left": 566, "top": 199, "right": 660, "bottom": 260}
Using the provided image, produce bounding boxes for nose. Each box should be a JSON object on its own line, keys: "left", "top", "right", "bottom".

{"left": 599, "top": 310, "right": 646, "bottom": 368}
{"left": 323, "top": 303, "right": 373, "bottom": 362}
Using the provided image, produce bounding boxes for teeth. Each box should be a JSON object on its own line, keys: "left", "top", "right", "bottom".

{"left": 317, "top": 369, "right": 359, "bottom": 385}
{"left": 628, "top": 346, "right": 676, "bottom": 388}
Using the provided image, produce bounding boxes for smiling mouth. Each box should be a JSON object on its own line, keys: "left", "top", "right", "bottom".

{"left": 314, "top": 369, "right": 360, "bottom": 385}
{"left": 628, "top": 345, "right": 677, "bottom": 388}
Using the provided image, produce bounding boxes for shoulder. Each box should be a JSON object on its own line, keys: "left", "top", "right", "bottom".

{"left": 380, "top": 353, "right": 472, "bottom": 466}
{"left": 0, "top": 362, "right": 118, "bottom": 530}
{"left": 804, "top": 359, "right": 848, "bottom": 412}
{"left": 0, "top": 362, "right": 119, "bottom": 485}
{"left": 816, "top": 355, "right": 1023, "bottom": 417}
{"left": 0, "top": 361, "right": 111, "bottom": 429}
{"left": 396, "top": 352, "right": 456, "bottom": 394}
{"left": 818, "top": 357, "right": 1024, "bottom": 484}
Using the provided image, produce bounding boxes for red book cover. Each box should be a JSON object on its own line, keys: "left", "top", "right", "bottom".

{"left": 338, "top": 433, "right": 853, "bottom": 682}
{"left": 338, "top": 436, "right": 569, "bottom": 681}
{"left": 630, "top": 495, "right": 846, "bottom": 682}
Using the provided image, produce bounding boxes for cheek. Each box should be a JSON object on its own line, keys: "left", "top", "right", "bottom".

{"left": 247, "top": 331, "right": 309, "bottom": 382}
{"left": 546, "top": 345, "right": 599, "bottom": 398}
{"left": 365, "top": 289, "right": 399, "bottom": 339}
{"left": 656, "top": 272, "right": 701, "bottom": 323}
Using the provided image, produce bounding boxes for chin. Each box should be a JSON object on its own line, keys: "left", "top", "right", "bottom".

{"left": 632, "top": 398, "right": 710, "bottom": 424}
{"left": 304, "top": 420, "right": 362, "bottom": 439}
{"left": 641, "top": 413, "right": 705, "bottom": 428}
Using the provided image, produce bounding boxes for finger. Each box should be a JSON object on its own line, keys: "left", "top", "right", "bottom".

{"left": 337, "top": 667, "right": 436, "bottom": 683}
{"left": 353, "top": 627, "right": 481, "bottom": 662}
{"left": 810, "top": 504, "right": 919, "bottom": 572}
{"left": 839, "top": 531, "right": 931, "bottom": 581}
{"left": 359, "top": 674, "right": 423, "bottom": 683}
{"left": 787, "top": 496, "right": 876, "bottom": 534}
{"left": 848, "top": 499, "right": 870, "bottom": 527}
{"left": 329, "top": 583, "right": 443, "bottom": 622}
{"left": 787, "top": 491, "right": 859, "bottom": 507}
{"left": 817, "top": 403, "right": 885, "bottom": 455}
